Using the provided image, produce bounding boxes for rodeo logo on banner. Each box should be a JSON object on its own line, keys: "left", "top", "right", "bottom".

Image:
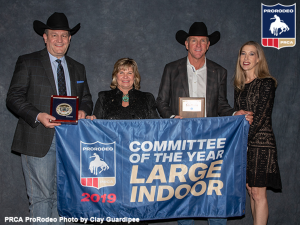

{"left": 55, "top": 116, "right": 249, "bottom": 221}
{"left": 261, "top": 3, "right": 296, "bottom": 49}
{"left": 80, "top": 141, "right": 116, "bottom": 189}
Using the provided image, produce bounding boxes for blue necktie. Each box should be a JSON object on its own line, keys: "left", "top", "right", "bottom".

{"left": 56, "top": 59, "right": 67, "bottom": 96}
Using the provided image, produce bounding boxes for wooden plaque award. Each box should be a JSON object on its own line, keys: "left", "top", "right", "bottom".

{"left": 179, "top": 97, "right": 205, "bottom": 118}
{"left": 50, "top": 95, "right": 79, "bottom": 124}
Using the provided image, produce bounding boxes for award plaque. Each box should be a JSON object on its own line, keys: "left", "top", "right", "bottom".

{"left": 50, "top": 95, "right": 79, "bottom": 124}
{"left": 179, "top": 97, "right": 205, "bottom": 118}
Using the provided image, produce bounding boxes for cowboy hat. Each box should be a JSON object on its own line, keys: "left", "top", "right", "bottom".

{"left": 33, "top": 12, "right": 80, "bottom": 36}
{"left": 176, "top": 22, "right": 220, "bottom": 46}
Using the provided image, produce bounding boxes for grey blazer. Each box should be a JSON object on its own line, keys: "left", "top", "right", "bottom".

{"left": 6, "top": 48, "right": 93, "bottom": 157}
{"left": 156, "top": 57, "right": 234, "bottom": 118}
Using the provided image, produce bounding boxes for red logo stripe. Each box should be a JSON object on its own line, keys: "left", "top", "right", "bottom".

{"left": 262, "top": 38, "right": 268, "bottom": 46}
{"left": 268, "top": 38, "right": 273, "bottom": 46}
{"left": 87, "top": 178, "right": 93, "bottom": 186}
{"left": 274, "top": 39, "right": 278, "bottom": 48}
{"left": 81, "top": 178, "right": 87, "bottom": 186}
{"left": 93, "top": 178, "right": 99, "bottom": 188}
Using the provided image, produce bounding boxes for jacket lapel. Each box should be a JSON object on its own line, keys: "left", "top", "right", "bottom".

{"left": 206, "top": 59, "right": 216, "bottom": 117}
{"left": 40, "top": 48, "right": 57, "bottom": 95}
{"left": 178, "top": 58, "right": 189, "bottom": 97}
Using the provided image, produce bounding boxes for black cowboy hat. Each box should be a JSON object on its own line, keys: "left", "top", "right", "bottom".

{"left": 176, "top": 22, "right": 220, "bottom": 46}
{"left": 33, "top": 12, "right": 80, "bottom": 36}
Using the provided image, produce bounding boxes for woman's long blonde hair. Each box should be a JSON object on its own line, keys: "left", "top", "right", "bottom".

{"left": 234, "top": 41, "right": 277, "bottom": 90}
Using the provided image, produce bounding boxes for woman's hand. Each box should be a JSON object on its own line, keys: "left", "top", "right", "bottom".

{"left": 86, "top": 115, "right": 97, "bottom": 120}
{"left": 78, "top": 110, "right": 87, "bottom": 119}
{"left": 235, "top": 110, "right": 253, "bottom": 124}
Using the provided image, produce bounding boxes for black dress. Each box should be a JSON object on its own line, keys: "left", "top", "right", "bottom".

{"left": 93, "top": 88, "right": 160, "bottom": 119}
{"left": 234, "top": 78, "right": 282, "bottom": 189}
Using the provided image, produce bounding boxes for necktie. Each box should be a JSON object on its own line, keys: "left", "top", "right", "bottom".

{"left": 56, "top": 59, "right": 67, "bottom": 96}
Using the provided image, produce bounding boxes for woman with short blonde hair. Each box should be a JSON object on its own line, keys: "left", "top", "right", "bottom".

{"left": 110, "top": 58, "right": 141, "bottom": 90}
{"left": 87, "top": 58, "right": 159, "bottom": 120}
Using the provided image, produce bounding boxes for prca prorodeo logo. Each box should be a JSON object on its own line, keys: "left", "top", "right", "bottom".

{"left": 261, "top": 3, "right": 296, "bottom": 49}
{"left": 80, "top": 141, "right": 116, "bottom": 189}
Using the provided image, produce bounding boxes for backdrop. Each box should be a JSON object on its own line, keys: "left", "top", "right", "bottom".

{"left": 1, "top": 0, "right": 299, "bottom": 224}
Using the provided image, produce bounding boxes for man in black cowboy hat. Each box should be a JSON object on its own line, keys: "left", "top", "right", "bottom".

{"left": 156, "top": 22, "right": 252, "bottom": 225}
{"left": 6, "top": 12, "right": 93, "bottom": 224}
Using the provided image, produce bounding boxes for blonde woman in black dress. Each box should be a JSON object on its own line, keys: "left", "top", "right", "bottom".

{"left": 233, "top": 41, "right": 281, "bottom": 225}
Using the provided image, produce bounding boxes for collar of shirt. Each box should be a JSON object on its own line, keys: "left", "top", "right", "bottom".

{"left": 187, "top": 57, "right": 207, "bottom": 72}
{"left": 48, "top": 52, "right": 71, "bottom": 96}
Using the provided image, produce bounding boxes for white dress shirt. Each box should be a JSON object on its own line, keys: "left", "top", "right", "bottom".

{"left": 187, "top": 57, "right": 207, "bottom": 117}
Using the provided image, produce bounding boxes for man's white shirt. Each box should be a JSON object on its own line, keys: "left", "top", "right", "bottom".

{"left": 187, "top": 57, "right": 207, "bottom": 117}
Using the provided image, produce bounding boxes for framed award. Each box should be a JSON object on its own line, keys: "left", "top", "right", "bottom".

{"left": 179, "top": 97, "right": 205, "bottom": 118}
{"left": 50, "top": 95, "right": 79, "bottom": 124}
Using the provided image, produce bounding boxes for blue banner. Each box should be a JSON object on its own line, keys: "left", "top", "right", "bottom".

{"left": 56, "top": 116, "right": 249, "bottom": 222}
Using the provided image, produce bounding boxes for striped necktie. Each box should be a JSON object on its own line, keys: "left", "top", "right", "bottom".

{"left": 56, "top": 59, "right": 67, "bottom": 96}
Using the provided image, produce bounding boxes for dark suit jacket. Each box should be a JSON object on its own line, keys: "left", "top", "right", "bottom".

{"left": 156, "top": 57, "right": 235, "bottom": 118}
{"left": 6, "top": 48, "right": 93, "bottom": 157}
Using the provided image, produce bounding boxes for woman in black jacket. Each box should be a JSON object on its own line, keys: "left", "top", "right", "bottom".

{"left": 88, "top": 58, "right": 159, "bottom": 120}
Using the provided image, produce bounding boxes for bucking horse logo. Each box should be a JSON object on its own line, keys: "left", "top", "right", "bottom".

{"left": 269, "top": 15, "right": 289, "bottom": 36}
{"left": 89, "top": 153, "right": 109, "bottom": 175}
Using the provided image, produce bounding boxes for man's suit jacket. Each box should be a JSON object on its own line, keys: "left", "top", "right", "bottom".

{"left": 7, "top": 48, "right": 93, "bottom": 157}
{"left": 156, "top": 57, "right": 235, "bottom": 118}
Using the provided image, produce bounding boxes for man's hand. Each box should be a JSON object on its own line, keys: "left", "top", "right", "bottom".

{"left": 37, "top": 112, "right": 61, "bottom": 128}
{"left": 234, "top": 110, "right": 253, "bottom": 125}
{"left": 78, "top": 110, "right": 87, "bottom": 119}
{"left": 86, "top": 115, "right": 97, "bottom": 120}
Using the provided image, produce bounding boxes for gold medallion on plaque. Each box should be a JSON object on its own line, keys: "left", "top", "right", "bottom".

{"left": 56, "top": 103, "right": 73, "bottom": 116}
